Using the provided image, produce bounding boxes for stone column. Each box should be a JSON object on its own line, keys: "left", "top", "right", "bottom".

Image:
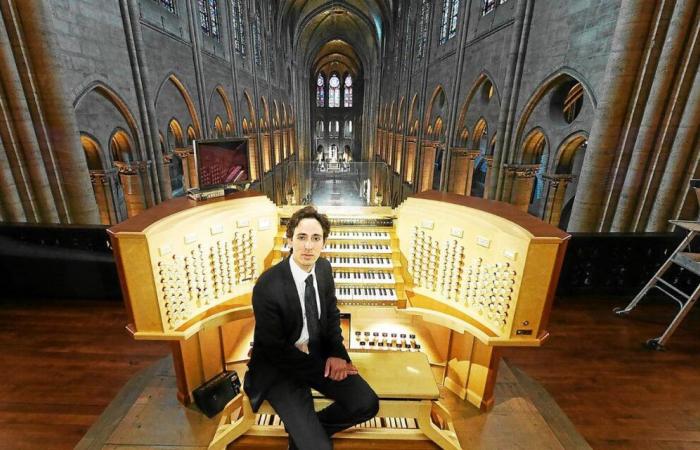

{"left": 502, "top": 164, "right": 539, "bottom": 211}
{"left": 89, "top": 169, "right": 121, "bottom": 225}
{"left": 160, "top": 154, "right": 173, "bottom": 199}
{"left": 393, "top": 133, "right": 404, "bottom": 172}
{"left": 115, "top": 161, "right": 149, "bottom": 218}
{"left": 273, "top": 130, "right": 282, "bottom": 165}
{"left": 248, "top": 135, "right": 259, "bottom": 180}
{"left": 541, "top": 174, "right": 574, "bottom": 226}
{"left": 419, "top": 139, "right": 437, "bottom": 192}
{"left": 405, "top": 136, "right": 418, "bottom": 185}
{"left": 568, "top": 0, "right": 659, "bottom": 231}
{"left": 447, "top": 148, "right": 468, "bottom": 195}
{"left": 386, "top": 131, "right": 395, "bottom": 168}
{"left": 648, "top": 43, "right": 700, "bottom": 230}
{"left": 174, "top": 148, "right": 191, "bottom": 191}
{"left": 482, "top": 156, "right": 494, "bottom": 199}
{"left": 282, "top": 127, "right": 288, "bottom": 160}
{"left": 261, "top": 132, "right": 272, "bottom": 173}
{"left": 1, "top": 2, "right": 105, "bottom": 223}
{"left": 612, "top": 0, "right": 698, "bottom": 231}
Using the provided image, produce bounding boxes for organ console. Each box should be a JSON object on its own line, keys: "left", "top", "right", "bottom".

{"left": 108, "top": 190, "right": 568, "bottom": 426}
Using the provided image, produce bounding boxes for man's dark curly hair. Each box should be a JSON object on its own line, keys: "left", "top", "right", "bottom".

{"left": 285, "top": 205, "right": 331, "bottom": 241}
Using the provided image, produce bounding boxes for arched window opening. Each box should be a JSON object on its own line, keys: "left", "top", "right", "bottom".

{"left": 439, "top": 0, "right": 460, "bottom": 44}
{"left": 156, "top": 0, "right": 176, "bottom": 14}
{"left": 316, "top": 74, "right": 325, "bottom": 107}
{"left": 252, "top": 6, "right": 262, "bottom": 66}
{"left": 316, "top": 121, "right": 325, "bottom": 137}
{"left": 214, "top": 116, "right": 224, "bottom": 138}
{"left": 417, "top": 0, "right": 430, "bottom": 60}
{"left": 81, "top": 134, "right": 103, "bottom": 170}
{"left": 563, "top": 82, "right": 584, "bottom": 123}
{"left": 110, "top": 129, "right": 134, "bottom": 163}
{"left": 482, "top": 0, "right": 496, "bottom": 15}
{"left": 473, "top": 119, "right": 488, "bottom": 151}
{"left": 168, "top": 119, "right": 184, "bottom": 148}
{"left": 197, "top": 0, "right": 220, "bottom": 39}
{"left": 187, "top": 126, "right": 196, "bottom": 143}
{"left": 329, "top": 74, "right": 340, "bottom": 108}
{"left": 344, "top": 120, "right": 353, "bottom": 139}
{"left": 343, "top": 75, "right": 353, "bottom": 107}
{"left": 231, "top": 0, "right": 247, "bottom": 55}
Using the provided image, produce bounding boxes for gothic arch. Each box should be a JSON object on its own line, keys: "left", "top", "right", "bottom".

{"left": 555, "top": 131, "right": 589, "bottom": 174}
{"left": 473, "top": 117, "right": 488, "bottom": 152}
{"left": 513, "top": 67, "right": 596, "bottom": 154}
{"left": 73, "top": 81, "right": 142, "bottom": 163}
{"left": 155, "top": 73, "right": 202, "bottom": 138}
{"left": 407, "top": 93, "right": 419, "bottom": 136}
{"left": 109, "top": 127, "right": 136, "bottom": 163}
{"left": 80, "top": 133, "right": 103, "bottom": 170}
{"left": 424, "top": 85, "right": 446, "bottom": 133}
{"left": 454, "top": 72, "right": 500, "bottom": 145}
{"left": 167, "top": 118, "right": 184, "bottom": 148}
{"left": 520, "top": 127, "right": 549, "bottom": 165}
{"left": 209, "top": 85, "right": 235, "bottom": 132}
{"left": 241, "top": 90, "right": 256, "bottom": 132}
{"left": 396, "top": 96, "right": 405, "bottom": 132}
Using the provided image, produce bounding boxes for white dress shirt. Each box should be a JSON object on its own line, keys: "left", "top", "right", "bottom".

{"left": 289, "top": 257, "right": 321, "bottom": 350}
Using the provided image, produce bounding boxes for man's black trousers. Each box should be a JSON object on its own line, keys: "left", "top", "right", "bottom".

{"left": 265, "top": 370, "right": 379, "bottom": 450}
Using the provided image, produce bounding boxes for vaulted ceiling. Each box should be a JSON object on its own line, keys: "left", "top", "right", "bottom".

{"left": 278, "top": 0, "right": 395, "bottom": 76}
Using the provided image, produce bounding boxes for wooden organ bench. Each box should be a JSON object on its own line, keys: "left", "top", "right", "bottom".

{"left": 209, "top": 352, "right": 461, "bottom": 450}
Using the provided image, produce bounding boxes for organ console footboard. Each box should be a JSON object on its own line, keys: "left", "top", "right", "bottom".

{"left": 108, "top": 190, "right": 568, "bottom": 413}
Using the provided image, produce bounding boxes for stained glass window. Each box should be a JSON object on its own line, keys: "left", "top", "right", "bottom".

{"left": 253, "top": 7, "right": 262, "bottom": 66}
{"left": 416, "top": 0, "right": 430, "bottom": 60}
{"left": 232, "top": 0, "right": 247, "bottom": 55}
{"left": 440, "top": 0, "right": 459, "bottom": 44}
{"left": 344, "top": 120, "right": 352, "bottom": 138}
{"left": 198, "top": 0, "right": 210, "bottom": 34}
{"left": 316, "top": 74, "right": 325, "bottom": 107}
{"left": 329, "top": 74, "right": 340, "bottom": 108}
{"left": 208, "top": 0, "right": 220, "bottom": 39}
{"left": 343, "top": 75, "right": 353, "bottom": 107}
{"left": 155, "top": 0, "right": 176, "bottom": 14}
{"left": 482, "top": 0, "right": 496, "bottom": 15}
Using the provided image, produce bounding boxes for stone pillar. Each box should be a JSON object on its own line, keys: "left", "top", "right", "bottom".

{"left": 611, "top": 0, "right": 698, "bottom": 231}
{"left": 405, "top": 136, "right": 417, "bottom": 185}
{"left": 174, "top": 148, "right": 191, "bottom": 191}
{"left": 502, "top": 164, "right": 539, "bottom": 211}
{"left": 282, "top": 127, "right": 288, "bottom": 160}
{"left": 541, "top": 174, "right": 574, "bottom": 226}
{"left": 115, "top": 161, "right": 149, "bottom": 218}
{"left": 386, "top": 131, "right": 395, "bottom": 168}
{"left": 448, "top": 148, "right": 468, "bottom": 195}
{"left": 0, "top": 1, "right": 100, "bottom": 223}
{"left": 89, "top": 169, "right": 121, "bottom": 225}
{"left": 375, "top": 129, "right": 383, "bottom": 159}
{"left": 393, "top": 134, "right": 404, "bottom": 173}
{"left": 248, "top": 135, "right": 259, "bottom": 180}
{"left": 568, "top": 0, "right": 658, "bottom": 231}
{"left": 482, "top": 156, "right": 494, "bottom": 199}
{"left": 419, "top": 140, "right": 437, "bottom": 192}
{"left": 261, "top": 132, "right": 272, "bottom": 173}
{"left": 648, "top": 46, "right": 700, "bottom": 230}
{"left": 160, "top": 154, "right": 173, "bottom": 199}
{"left": 273, "top": 130, "right": 282, "bottom": 165}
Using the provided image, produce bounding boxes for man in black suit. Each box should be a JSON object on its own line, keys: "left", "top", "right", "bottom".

{"left": 244, "top": 206, "right": 379, "bottom": 450}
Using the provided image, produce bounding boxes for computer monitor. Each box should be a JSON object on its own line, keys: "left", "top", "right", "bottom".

{"left": 193, "top": 138, "right": 250, "bottom": 190}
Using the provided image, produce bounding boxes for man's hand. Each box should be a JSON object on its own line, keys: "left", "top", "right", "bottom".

{"left": 324, "top": 357, "right": 359, "bottom": 381}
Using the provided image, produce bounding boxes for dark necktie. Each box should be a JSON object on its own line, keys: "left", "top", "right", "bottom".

{"left": 305, "top": 274, "right": 321, "bottom": 355}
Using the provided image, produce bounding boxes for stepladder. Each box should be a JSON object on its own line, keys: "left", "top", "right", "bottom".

{"left": 614, "top": 220, "right": 700, "bottom": 350}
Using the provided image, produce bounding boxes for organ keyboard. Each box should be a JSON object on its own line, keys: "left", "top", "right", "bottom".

{"left": 333, "top": 271, "right": 396, "bottom": 284}
{"left": 108, "top": 190, "right": 568, "bottom": 424}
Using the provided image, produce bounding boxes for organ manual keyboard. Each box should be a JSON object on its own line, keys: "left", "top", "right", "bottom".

{"left": 108, "top": 190, "right": 568, "bottom": 437}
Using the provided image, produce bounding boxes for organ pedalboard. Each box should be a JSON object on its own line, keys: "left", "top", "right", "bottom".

{"left": 109, "top": 191, "right": 568, "bottom": 416}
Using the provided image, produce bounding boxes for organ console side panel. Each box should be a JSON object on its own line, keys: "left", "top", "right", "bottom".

{"left": 109, "top": 192, "right": 277, "bottom": 403}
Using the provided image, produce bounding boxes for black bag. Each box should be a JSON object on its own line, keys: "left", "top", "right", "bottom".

{"left": 192, "top": 370, "right": 241, "bottom": 418}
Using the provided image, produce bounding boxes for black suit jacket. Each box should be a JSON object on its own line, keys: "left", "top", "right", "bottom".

{"left": 244, "top": 256, "right": 350, "bottom": 412}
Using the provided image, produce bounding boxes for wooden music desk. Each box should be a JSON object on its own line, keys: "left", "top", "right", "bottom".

{"left": 209, "top": 352, "right": 461, "bottom": 449}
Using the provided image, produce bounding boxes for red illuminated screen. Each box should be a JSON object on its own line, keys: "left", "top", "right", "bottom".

{"left": 196, "top": 139, "right": 249, "bottom": 188}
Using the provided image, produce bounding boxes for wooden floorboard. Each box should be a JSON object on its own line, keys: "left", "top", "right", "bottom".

{"left": 0, "top": 295, "right": 699, "bottom": 449}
